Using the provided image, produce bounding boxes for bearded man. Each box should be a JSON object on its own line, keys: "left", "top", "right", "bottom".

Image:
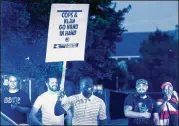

{"left": 30, "top": 76, "right": 67, "bottom": 125}
{"left": 54, "top": 76, "right": 107, "bottom": 125}
{"left": 124, "top": 79, "right": 159, "bottom": 126}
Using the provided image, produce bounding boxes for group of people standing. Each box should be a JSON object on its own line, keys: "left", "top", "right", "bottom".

{"left": 30, "top": 76, "right": 107, "bottom": 125}
{"left": 124, "top": 79, "right": 178, "bottom": 126}
{"left": 1, "top": 75, "right": 178, "bottom": 126}
{"left": 1, "top": 75, "right": 107, "bottom": 125}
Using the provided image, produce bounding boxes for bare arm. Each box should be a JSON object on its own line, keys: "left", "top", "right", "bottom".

{"left": 54, "top": 98, "right": 66, "bottom": 116}
{"left": 156, "top": 101, "right": 167, "bottom": 113}
{"left": 153, "top": 112, "right": 159, "bottom": 126}
{"left": 173, "top": 91, "right": 179, "bottom": 102}
{"left": 157, "top": 90, "right": 179, "bottom": 113}
{"left": 30, "top": 107, "right": 43, "bottom": 126}
{"left": 16, "top": 106, "right": 31, "bottom": 113}
{"left": 65, "top": 110, "right": 72, "bottom": 126}
{"left": 124, "top": 105, "right": 150, "bottom": 118}
{"left": 98, "top": 100, "right": 107, "bottom": 125}
{"left": 55, "top": 91, "right": 68, "bottom": 116}
{"left": 11, "top": 104, "right": 31, "bottom": 113}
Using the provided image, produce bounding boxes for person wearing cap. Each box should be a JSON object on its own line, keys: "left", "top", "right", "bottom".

{"left": 156, "top": 82, "right": 178, "bottom": 126}
{"left": 124, "top": 79, "right": 159, "bottom": 126}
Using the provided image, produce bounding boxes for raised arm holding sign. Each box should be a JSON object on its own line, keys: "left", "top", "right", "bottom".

{"left": 45, "top": 4, "right": 89, "bottom": 90}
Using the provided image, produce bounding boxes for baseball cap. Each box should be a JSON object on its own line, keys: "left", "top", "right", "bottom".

{"left": 136, "top": 79, "right": 148, "bottom": 86}
{"left": 161, "top": 82, "right": 172, "bottom": 89}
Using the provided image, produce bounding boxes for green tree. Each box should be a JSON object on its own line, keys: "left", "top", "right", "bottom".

{"left": 139, "top": 29, "right": 178, "bottom": 91}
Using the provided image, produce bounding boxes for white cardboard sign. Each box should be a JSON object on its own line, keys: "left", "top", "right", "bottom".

{"left": 45, "top": 4, "right": 89, "bottom": 62}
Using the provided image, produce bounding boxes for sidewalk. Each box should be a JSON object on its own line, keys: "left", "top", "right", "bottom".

{"left": 107, "top": 118, "right": 128, "bottom": 125}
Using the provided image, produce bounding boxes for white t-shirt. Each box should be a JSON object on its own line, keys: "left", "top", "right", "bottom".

{"left": 33, "top": 92, "right": 66, "bottom": 125}
{"left": 62, "top": 93, "right": 107, "bottom": 125}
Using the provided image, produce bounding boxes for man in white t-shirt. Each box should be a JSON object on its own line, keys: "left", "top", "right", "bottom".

{"left": 30, "top": 76, "right": 67, "bottom": 125}
{"left": 54, "top": 76, "right": 107, "bottom": 125}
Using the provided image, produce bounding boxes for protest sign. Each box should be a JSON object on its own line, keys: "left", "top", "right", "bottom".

{"left": 45, "top": 4, "right": 89, "bottom": 62}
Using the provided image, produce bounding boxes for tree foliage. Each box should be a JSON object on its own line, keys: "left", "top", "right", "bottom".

{"left": 139, "top": 29, "right": 178, "bottom": 91}
{"left": 1, "top": 0, "right": 131, "bottom": 83}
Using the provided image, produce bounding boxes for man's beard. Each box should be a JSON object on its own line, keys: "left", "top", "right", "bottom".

{"left": 82, "top": 91, "right": 92, "bottom": 98}
{"left": 137, "top": 89, "right": 147, "bottom": 96}
{"left": 138, "top": 92, "right": 146, "bottom": 97}
{"left": 49, "top": 85, "right": 58, "bottom": 92}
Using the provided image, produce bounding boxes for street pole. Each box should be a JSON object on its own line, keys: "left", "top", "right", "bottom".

{"left": 29, "top": 79, "right": 31, "bottom": 101}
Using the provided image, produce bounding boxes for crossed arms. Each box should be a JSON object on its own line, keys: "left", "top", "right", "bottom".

{"left": 124, "top": 105, "right": 159, "bottom": 125}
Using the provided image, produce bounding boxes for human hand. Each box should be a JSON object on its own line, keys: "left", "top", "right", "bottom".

{"left": 173, "top": 90, "right": 178, "bottom": 97}
{"left": 163, "top": 94, "right": 172, "bottom": 101}
{"left": 173, "top": 90, "right": 178, "bottom": 100}
{"left": 11, "top": 103, "right": 18, "bottom": 110}
{"left": 143, "top": 111, "right": 151, "bottom": 118}
{"left": 57, "top": 90, "right": 65, "bottom": 101}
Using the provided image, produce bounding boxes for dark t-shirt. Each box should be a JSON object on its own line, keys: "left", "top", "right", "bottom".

{"left": 124, "top": 94, "right": 158, "bottom": 126}
{"left": 0, "top": 85, "right": 9, "bottom": 93}
{"left": 1, "top": 90, "right": 31, "bottom": 124}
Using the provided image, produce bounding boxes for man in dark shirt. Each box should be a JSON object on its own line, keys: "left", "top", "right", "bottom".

{"left": 124, "top": 79, "right": 159, "bottom": 126}
{"left": 1, "top": 75, "right": 31, "bottom": 124}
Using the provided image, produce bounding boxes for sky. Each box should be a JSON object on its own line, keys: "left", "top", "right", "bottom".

{"left": 115, "top": 1, "right": 178, "bottom": 33}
